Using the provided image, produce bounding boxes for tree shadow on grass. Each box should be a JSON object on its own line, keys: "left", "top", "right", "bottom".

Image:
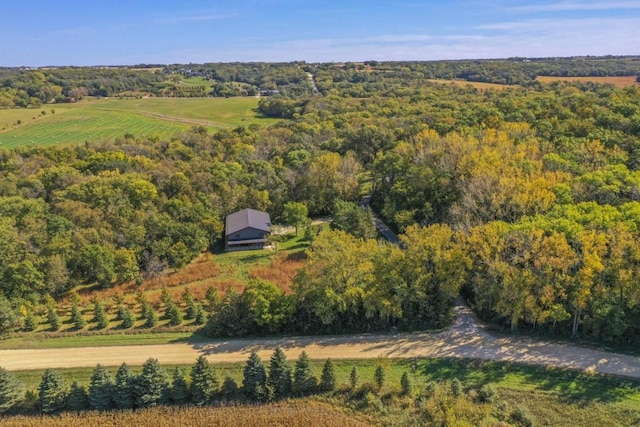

{"left": 419, "top": 358, "right": 511, "bottom": 386}
{"left": 520, "top": 366, "right": 640, "bottom": 405}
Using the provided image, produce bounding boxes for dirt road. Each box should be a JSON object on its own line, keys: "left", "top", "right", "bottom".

{"left": 2, "top": 300, "right": 640, "bottom": 378}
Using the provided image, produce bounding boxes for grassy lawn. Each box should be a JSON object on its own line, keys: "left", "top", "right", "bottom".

{"left": 0, "top": 331, "right": 208, "bottom": 350}
{"left": 0, "top": 97, "right": 277, "bottom": 149}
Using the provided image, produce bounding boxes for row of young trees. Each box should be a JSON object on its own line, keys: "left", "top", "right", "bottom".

{"left": 2, "top": 286, "right": 213, "bottom": 334}
{"left": 0, "top": 349, "right": 399, "bottom": 415}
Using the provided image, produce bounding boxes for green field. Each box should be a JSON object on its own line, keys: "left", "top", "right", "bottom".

{"left": 0, "top": 97, "right": 275, "bottom": 149}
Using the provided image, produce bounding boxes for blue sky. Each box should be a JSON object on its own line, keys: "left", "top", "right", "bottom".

{"left": 1, "top": 0, "right": 638, "bottom": 66}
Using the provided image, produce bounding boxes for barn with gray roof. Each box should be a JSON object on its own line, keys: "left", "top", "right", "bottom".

{"left": 225, "top": 208, "right": 271, "bottom": 251}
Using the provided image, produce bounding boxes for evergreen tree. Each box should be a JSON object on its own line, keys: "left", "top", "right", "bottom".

{"left": 24, "top": 309, "right": 38, "bottom": 331}
{"left": 451, "top": 377, "right": 462, "bottom": 397}
{"left": 135, "top": 289, "right": 149, "bottom": 318}
{"left": 0, "top": 367, "right": 24, "bottom": 414}
{"left": 134, "top": 358, "right": 169, "bottom": 408}
{"left": 182, "top": 288, "right": 196, "bottom": 320}
{"left": 112, "top": 294, "right": 125, "bottom": 316}
{"left": 92, "top": 298, "right": 108, "bottom": 329}
{"left": 143, "top": 304, "right": 157, "bottom": 328}
{"left": 113, "top": 363, "right": 135, "bottom": 410}
{"left": 293, "top": 351, "right": 317, "bottom": 395}
{"left": 44, "top": 296, "right": 60, "bottom": 331}
{"left": 374, "top": 366, "right": 385, "bottom": 391}
{"left": 349, "top": 366, "right": 358, "bottom": 390}
{"left": 67, "top": 381, "right": 88, "bottom": 411}
{"left": 205, "top": 286, "right": 219, "bottom": 312}
{"left": 190, "top": 355, "right": 218, "bottom": 406}
{"left": 166, "top": 302, "right": 183, "bottom": 326}
{"left": 88, "top": 364, "right": 113, "bottom": 410}
{"left": 160, "top": 288, "right": 172, "bottom": 307}
{"left": 38, "top": 369, "right": 67, "bottom": 413}
{"left": 194, "top": 304, "right": 207, "bottom": 325}
{"left": 118, "top": 305, "right": 135, "bottom": 329}
{"left": 171, "top": 367, "right": 190, "bottom": 405}
{"left": 400, "top": 371, "right": 412, "bottom": 396}
{"left": 70, "top": 292, "right": 86, "bottom": 330}
{"left": 320, "top": 359, "right": 336, "bottom": 392}
{"left": 221, "top": 376, "right": 239, "bottom": 400}
{"left": 268, "top": 347, "right": 292, "bottom": 399}
{"left": 242, "top": 351, "right": 269, "bottom": 402}
{"left": 136, "top": 290, "right": 156, "bottom": 327}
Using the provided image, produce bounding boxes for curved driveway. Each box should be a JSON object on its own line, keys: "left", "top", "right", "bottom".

{"left": 1, "top": 300, "right": 640, "bottom": 378}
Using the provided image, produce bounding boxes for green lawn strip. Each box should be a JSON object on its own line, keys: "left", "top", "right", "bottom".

{"left": 0, "top": 331, "right": 207, "bottom": 350}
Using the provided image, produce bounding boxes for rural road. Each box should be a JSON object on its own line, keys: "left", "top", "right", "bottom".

{"left": 2, "top": 299, "right": 640, "bottom": 379}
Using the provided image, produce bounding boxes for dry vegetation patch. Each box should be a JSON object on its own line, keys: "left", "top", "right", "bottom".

{"left": 0, "top": 401, "right": 370, "bottom": 427}
{"left": 249, "top": 252, "right": 306, "bottom": 293}
{"left": 536, "top": 75, "right": 640, "bottom": 88}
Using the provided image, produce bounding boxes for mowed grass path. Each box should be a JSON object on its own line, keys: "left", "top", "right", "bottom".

{"left": 0, "top": 97, "right": 276, "bottom": 149}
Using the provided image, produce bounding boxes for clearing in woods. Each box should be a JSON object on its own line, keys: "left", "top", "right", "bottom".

{"left": 536, "top": 75, "right": 640, "bottom": 88}
{"left": 0, "top": 97, "right": 276, "bottom": 149}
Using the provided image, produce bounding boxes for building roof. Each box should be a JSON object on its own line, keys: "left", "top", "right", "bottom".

{"left": 225, "top": 208, "right": 271, "bottom": 236}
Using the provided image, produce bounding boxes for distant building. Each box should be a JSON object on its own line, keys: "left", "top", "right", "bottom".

{"left": 225, "top": 208, "right": 271, "bottom": 251}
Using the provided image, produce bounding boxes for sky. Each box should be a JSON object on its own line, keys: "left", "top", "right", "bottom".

{"left": 1, "top": 0, "right": 638, "bottom": 66}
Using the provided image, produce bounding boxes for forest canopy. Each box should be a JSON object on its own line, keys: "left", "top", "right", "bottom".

{"left": 0, "top": 57, "right": 640, "bottom": 344}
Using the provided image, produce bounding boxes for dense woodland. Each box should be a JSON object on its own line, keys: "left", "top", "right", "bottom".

{"left": 0, "top": 58, "right": 640, "bottom": 345}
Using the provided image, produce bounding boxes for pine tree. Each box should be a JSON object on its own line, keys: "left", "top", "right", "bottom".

{"left": 113, "top": 363, "right": 135, "bottom": 410}
{"left": 320, "top": 359, "right": 336, "bottom": 392}
{"left": 134, "top": 358, "right": 169, "bottom": 408}
{"left": 160, "top": 288, "right": 172, "bottom": 307}
{"left": 67, "top": 381, "right": 88, "bottom": 411}
{"left": 242, "top": 351, "right": 269, "bottom": 402}
{"left": 293, "top": 351, "right": 317, "bottom": 395}
{"left": 92, "top": 298, "right": 108, "bottom": 329}
{"left": 143, "top": 304, "right": 157, "bottom": 328}
{"left": 349, "top": 366, "right": 358, "bottom": 390}
{"left": 400, "top": 371, "right": 412, "bottom": 396}
{"left": 70, "top": 292, "right": 86, "bottom": 330}
{"left": 268, "top": 347, "right": 292, "bottom": 399}
{"left": 171, "top": 367, "right": 190, "bottom": 405}
{"left": 0, "top": 367, "right": 24, "bottom": 414}
{"left": 166, "top": 302, "right": 183, "bottom": 326}
{"left": 451, "top": 377, "right": 462, "bottom": 397}
{"left": 221, "top": 376, "right": 239, "bottom": 400}
{"left": 118, "top": 305, "right": 135, "bottom": 329}
{"left": 24, "top": 309, "right": 38, "bottom": 331}
{"left": 205, "top": 286, "right": 219, "bottom": 312}
{"left": 44, "top": 296, "right": 60, "bottom": 332}
{"left": 190, "top": 355, "right": 218, "bottom": 406}
{"left": 88, "top": 364, "right": 113, "bottom": 410}
{"left": 182, "top": 289, "right": 196, "bottom": 320}
{"left": 136, "top": 290, "right": 156, "bottom": 327}
{"left": 194, "top": 304, "right": 207, "bottom": 325}
{"left": 374, "top": 366, "right": 385, "bottom": 391}
{"left": 38, "top": 369, "right": 67, "bottom": 413}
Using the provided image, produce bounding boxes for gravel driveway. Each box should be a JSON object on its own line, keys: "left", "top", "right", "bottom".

{"left": 1, "top": 299, "right": 639, "bottom": 378}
